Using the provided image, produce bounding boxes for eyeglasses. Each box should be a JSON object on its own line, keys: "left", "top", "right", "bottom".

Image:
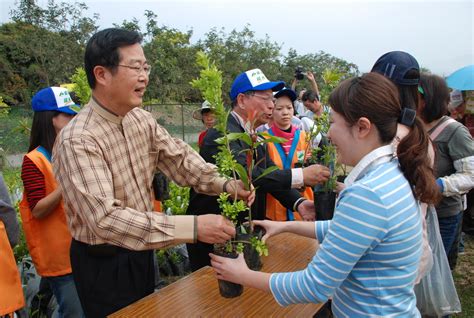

{"left": 117, "top": 64, "right": 152, "bottom": 76}
{"left": 250, "top": 94, "right": 275, "bottom": 104}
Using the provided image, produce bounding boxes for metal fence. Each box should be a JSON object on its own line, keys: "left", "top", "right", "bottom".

{"left": 1, "top": 103, "right": 205, "bottom": 149}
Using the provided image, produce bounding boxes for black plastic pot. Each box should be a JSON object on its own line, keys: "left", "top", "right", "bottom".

{"left": 171, "top": 260, "right": 186, "bottom": 276}
{"left": 314, "top": 191, "right": 337, "bottom": 220}
{"left": 236, "top": 225, "right": 265, "bottom": 271}
{"left": 213, "top": 245, "right": 244, "bottom": 298}
{"left": 158, "top": 257, "right": 174, "bottom": 277}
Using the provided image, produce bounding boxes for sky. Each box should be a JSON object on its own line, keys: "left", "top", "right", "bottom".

{"left": 0, "top": 0, "right": 473, "bottom": 76}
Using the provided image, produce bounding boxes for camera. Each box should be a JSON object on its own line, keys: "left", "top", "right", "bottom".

{"left": 294, "top": 66, "right": 305, "bottom": 80}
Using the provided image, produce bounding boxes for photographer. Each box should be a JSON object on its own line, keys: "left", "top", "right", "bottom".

{"left": 291, "top": 68, "right": 321, "bottom": 118}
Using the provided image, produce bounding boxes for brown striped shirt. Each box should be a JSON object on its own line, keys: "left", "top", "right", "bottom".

{"left": 53, "top": 98, "right": 225, "bottom": 250}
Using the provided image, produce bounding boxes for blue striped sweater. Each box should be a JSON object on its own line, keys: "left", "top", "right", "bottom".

{"left": 269, "top": 148, "right": 422, "bottom": 317}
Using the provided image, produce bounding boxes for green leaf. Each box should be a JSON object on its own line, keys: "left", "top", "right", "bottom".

{"left": 253, "top": 166, "right": 279, "bottom": 183}
{"left": 234, "top": 163, "right": 249, "bottom": 189}
{"left": 227, "top": 132, "right": 252, "bottom": 146}
{"left": 257, "top": 135, "right": 287, "bottom": 145}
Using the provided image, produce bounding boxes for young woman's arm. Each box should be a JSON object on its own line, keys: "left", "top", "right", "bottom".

{"left": 31, "top": 188, "right": 62, "bottom": 219}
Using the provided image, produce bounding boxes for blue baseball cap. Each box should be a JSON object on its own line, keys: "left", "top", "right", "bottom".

{"left": 32, "top": 87, "right": 80, "bottom": 115}
{"left": 274, "top": 87, "right": 297, "bottom": 102}
{"left": 230, "top": 68, "right": 285, "bottom": 101}
{"left": 371, "top": 51, "right": 420, "bottom": 86}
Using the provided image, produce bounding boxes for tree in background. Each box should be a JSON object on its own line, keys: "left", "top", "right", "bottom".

{"left": 1, "top": 0, "right": 97, "bottom": 105}
{"left": 0, "top": 0, "right": 359, "bottom": 107}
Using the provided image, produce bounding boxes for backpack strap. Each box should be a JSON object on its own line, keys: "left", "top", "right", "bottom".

{"left": 429, "top": 118, "right": 457, "bottom": 141}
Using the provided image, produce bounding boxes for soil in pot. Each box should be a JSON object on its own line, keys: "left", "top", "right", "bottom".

{"left": 314, "top": 191, "right": 337, "bottom": 220}
{"left": 213, "top": 244, "right": 244, "bottom": 298}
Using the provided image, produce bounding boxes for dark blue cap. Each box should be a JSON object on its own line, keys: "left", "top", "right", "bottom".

{"left": 230, "top": 68, "right": 284, "bottom": 100}
{"left": 371, "top": 51, "right": 420, "bottom": 86}
{"left": 274, "top": 87, "right": 297, "bottom": 102}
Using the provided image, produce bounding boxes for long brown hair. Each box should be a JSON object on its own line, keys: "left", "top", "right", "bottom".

{"left": 329, "top": 73, "right": 440, "bottom": 204}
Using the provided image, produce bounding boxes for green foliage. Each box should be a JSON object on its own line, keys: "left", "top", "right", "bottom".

{"left": 217, "top": 193, "right": 248, "bottom": 224}
{"left": 70, "top": 67, "right": 91, "bottom": 105}
{"left": 0, "top": 106, "right": 31, "bottom": 155}
{"left": 191, "top": 52, "right": 268, "bottom": 255}
{"left": 320, "top": 69, "right": 344, "bottom": 105}
{"left": 250, "top": 236, "right": 269, "bottom": 257}
{"left": 1, "top": 1, "right": 358, "bottom": 107}
{"left": 167, "top": 249, "right": 183, "bottom": 264}
{"left": 2, "top": 168, "right": 29, "bottom": 262}
{"left": 163, "top": 182, "right": 190, "bottom": 215}
{"left": 314, "top": 144, "right": 337, "bottom": 192}
{"left": 281, "top": 49, "right": 359, "bottom": 94}
{"left": 0, "top": 96, "right": 10, "bottom": 118}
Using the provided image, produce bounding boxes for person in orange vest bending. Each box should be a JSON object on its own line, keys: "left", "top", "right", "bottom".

{"left": 265, "top": 88, "right": 315, "bottom": 221}
{"left": 0, "top": 173, "right": 25, "bottom": 317}
{"left": 19, "top": 87, "right": 84, "bottom": 317}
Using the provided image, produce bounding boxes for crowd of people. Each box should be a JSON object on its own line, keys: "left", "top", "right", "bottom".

{"left": 1, "top": 27, "right": 473, "bottom": 318}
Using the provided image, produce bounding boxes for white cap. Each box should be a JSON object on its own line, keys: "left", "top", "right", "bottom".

{"left": 448, "top": 90, "right": 463, "bottom": 111}
{"left": 192, "top": 100, "right": 212, "bottom": 120}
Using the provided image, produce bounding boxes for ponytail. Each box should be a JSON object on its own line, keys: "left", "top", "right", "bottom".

{"left": 397, "top": 117, "right": 441, "bottom": 204}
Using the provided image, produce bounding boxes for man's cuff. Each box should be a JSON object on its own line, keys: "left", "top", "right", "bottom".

{"left": 213, "top": 177, "right": 227, "bottom": 195}
{"left": 436, "top": 178, "right": 444, "bottom": 193}
{"left": 291, "top": 168, "right": 304, "bottom": 188}
{"left": 173, "top": 215, "right": 196, "bottom": 243}
{"left": 293, "top": 197, "right": 306, "bottom": 212}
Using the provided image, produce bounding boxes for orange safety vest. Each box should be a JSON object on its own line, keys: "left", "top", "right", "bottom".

{"left": 154, "top": 200, "right": 162, "bottom": 211}
{"left": 0, "top": 221, "right": 25, "bottom": 315}
{"left": 19, "top": 147, "right": 72, "bottom": 277}
{"left": 265, "top": 129, "right": 314, "bottom": 221}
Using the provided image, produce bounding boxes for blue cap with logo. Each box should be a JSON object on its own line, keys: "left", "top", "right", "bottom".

{"left": 371, "top": 51, "right": 420, "bottom": 86}
{"left": 230, "top": 68, "right": 285, "bottom": 100}
{"left": 32, "top": 87, "right": 80, "bottom": 115}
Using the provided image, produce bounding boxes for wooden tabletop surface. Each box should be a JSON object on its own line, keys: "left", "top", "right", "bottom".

{"left": 109, "top": 232, "right": 323, "bottom": 317}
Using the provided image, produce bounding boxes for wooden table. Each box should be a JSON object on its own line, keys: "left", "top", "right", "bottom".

{"left": 109, "top": 232, "right": 323, "bottom": 317}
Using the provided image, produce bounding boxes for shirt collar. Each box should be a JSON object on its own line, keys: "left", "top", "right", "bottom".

{"left": 90, "top": 96, "right": 123, "bottom": 124}
{"left": 231, "top": 111, "right": 252, "bottom": 133}
{"left": 344, "top": 144, "right": 395, "bottom": 187}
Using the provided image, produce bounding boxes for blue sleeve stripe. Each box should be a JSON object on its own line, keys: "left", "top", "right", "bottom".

{"left": 388, "top": 215, "right": 421, "bottom": 234}
{"left": 381, "top": 181, "right": 409, "bottom": 198}
{"left": 338, "top": 201, "right": 388, "bottom": 220}
{"left": 365, "top": 164, "right": 399, "bottom": 184}
{"left": 370, "top": 243, "right": 419, "bottom": 256}
{"left": 329, "top": 230, "right": 368, "bottom": 249}
{"left": 385, "top": 191, "right": 414, "bottom": 208}
{"left": 315, "top": 220, "right": 331, "bottom": 242}
{"left": 337, "top": 212, "right": 388, "bottom": 232}
{"left": 322, "top": 236, "right": 366, "bottom": 258}
{"left": 346, "top": 190, "right": 387, "bottom": 208}
{"left": 387, "top": 201, "right": 416, "bottom": 220}
{"left": 333, "top": 221, "right": 381, "bottom": 241}
{"left": 357, "top": 249, "right": 420, "bottom": 264}
{"left": 372, "top": 171, "right": 404, "bottom": 190}
{"left": 322, "top": 245, "right": 361, "bottom": 266}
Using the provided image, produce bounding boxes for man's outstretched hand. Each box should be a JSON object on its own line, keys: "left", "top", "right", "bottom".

{"left": 196, "top": 214, "right": 236, "bottom": 244}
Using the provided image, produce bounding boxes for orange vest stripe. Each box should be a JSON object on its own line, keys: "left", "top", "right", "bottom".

{"left": 0, "top": 221, "right": 25, "bottom": 314}
{"left": 265, "top": 131, "right": 314, "bottom": 221}
{"left": 19, "top": 148, "right": 72, "bottom": 277}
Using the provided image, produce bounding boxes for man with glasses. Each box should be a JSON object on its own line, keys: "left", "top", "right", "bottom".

{"left": 53, "top": 28, "right": 254, "bottom": 317}
{"left": 187, "top": 68, "right": 331, "bottom": 271}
